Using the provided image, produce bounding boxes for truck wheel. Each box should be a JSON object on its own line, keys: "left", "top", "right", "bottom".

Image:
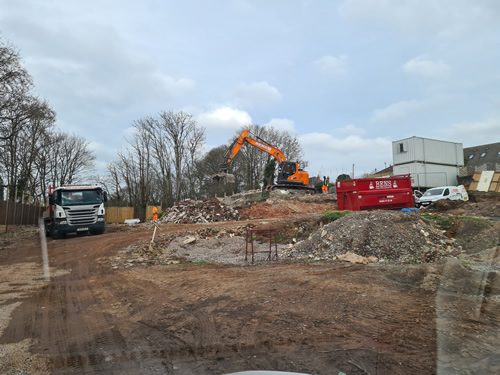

{"left": 44, "top": 221, "right": 50, "bottom": 237}
{"left": 90, "top": 229, "right": 105, "bottom": 235}
{"left": 50, "top": 227, "right": 59, "bottom": 239}
{"left": 50, "top": 225, "right": 65, "bottom": 239}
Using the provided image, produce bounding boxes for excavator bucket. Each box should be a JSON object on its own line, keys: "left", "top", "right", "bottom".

{"left": 211, "top": 172, "right": 235, "bottom": 184}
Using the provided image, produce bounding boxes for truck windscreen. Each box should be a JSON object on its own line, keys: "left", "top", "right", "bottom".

{"left": 58, "top": 190, "right": 103, "bottom": 205}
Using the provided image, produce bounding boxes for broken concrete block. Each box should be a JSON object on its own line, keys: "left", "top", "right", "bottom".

{"left": 183, "top": 237, "right": 197, "bottom": 244}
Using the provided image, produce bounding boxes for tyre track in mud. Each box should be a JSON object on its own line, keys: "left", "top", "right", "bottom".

{"left": 4, "top": 214, "right": 498, "bottom": 374}
{"left": 0, "top": 230, "right": 156, "bottom": 374}
{"left": 125, "top": 262, "right": 440, "bottom": 374}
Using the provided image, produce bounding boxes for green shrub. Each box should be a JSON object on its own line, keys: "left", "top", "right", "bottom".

{"left": 323, "top": 210, "right": 352, "bottom": 222}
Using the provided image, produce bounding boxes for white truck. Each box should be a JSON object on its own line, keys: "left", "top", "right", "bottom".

{"left": 414, "top": 185, "right": 468, "bottom": 208}
{"left": 43, "top": 185, "right": 108, "bottom": 239}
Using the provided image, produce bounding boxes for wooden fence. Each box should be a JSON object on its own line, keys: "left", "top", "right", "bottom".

{"left": 105, "top": 207, "right": 135, "bottom": 223}
{"left": 0, "top": 200, "right": 45, "bottom": 227}
{"left": 1, "top": 199, "right": 158, "bottom": 227}
{"left": 104, "top": 206, "right": 158, "bottom": 223}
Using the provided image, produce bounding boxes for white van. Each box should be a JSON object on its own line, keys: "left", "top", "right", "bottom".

{"left": 415, "top": 185, "right": 468, "bottom": 208}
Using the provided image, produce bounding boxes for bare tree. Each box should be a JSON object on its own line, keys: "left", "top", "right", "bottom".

{"left": 17, "top": 99, "right": 56, "bottom": 201}
{"left": 158, "top": 111, "right": 198, "bottom": 203}
{"left": 126, "top": 125, "right": 155, "bottom": 207}
{"left": 46, "top": 132, "right": 96, "bottom": 187}
{"left": 107, "top": 111, "right": 206, "bottom": 207}
{"left": 0, "top": 38, "right": 97, "bottom": 203}
{"left": 104, "top": 162, "right": 125, "bottom": 205}
{"left": 0, "top": 38, "right": 33, "bottom": 142}
{"left": 197, "top": 145, "right": 238, "bottom": 198}
{"left": 107, "top": 125, "right": 156, "bottom": 208}
{"left": 184, "top": 126, "right": 206, "bottom": 199}
{"left": 0, "top": 96, "right": 57, "bottom": 202}
{"left": 265, "top": 126, "right": 304, "bottom": 163}
{"left": 134, "top": 116, "right": 175, "bottom": 207}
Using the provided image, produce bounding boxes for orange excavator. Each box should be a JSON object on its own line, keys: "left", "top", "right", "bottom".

{"left": 211, "top": 130, "right": 315, "bottom": 193}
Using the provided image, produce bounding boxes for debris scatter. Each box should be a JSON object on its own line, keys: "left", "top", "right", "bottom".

{"left": 161, "top": 198, "right": 240, "bottom": 224}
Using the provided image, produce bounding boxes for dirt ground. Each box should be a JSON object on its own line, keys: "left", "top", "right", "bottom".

{"left": 1, "top": 194, "right": 500, "bottom": 374}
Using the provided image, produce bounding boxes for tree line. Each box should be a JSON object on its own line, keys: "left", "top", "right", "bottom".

{"left": 1, "top": 37, "right": 305, "bottom": 209}
{"left": 104, "top": 119, "right": 305, "bottom": 208}
{"left": 0, "top": 37, "right": 94, "bottom": 203}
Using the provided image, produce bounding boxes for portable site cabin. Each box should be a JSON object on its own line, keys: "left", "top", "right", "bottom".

{"left": 392, "top": 136, "right": 464, "bottom": 190}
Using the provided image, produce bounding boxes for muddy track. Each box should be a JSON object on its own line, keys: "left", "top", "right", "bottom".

{"left": 1, "top": 231, "right": 152, "bottom": 373}
{"left": 1, "top": 216, "right": 499, "bottom": 374}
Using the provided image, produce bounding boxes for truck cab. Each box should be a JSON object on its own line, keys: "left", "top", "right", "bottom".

{"left": 43, "top": 185, "right": 108, "bottom": 238}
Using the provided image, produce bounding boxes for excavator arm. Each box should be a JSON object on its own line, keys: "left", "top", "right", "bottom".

{"left": 220, "top": 130, "right": 286, "bottom": 171}
{"left": 212, "top": 129, "right": 313, "bottom": 193}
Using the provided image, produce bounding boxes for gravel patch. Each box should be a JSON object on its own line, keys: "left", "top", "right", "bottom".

{"left": 164, "top": 236, "right": 276, "bottom": 264}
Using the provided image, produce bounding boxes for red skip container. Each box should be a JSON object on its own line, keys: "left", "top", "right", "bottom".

{"left": 336, "top": 175, "right": 414, "bottom": 211}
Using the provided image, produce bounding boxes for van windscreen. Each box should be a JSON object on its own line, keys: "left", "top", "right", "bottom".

{"left": 423, "top": 188, "right": 444, "bottom": 196}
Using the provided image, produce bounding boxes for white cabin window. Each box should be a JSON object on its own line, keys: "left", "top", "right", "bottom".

{"left": 399, "top": 142, "right": 407, "bottom": 153}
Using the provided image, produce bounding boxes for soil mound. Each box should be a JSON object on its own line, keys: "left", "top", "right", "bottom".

{"left": 432, "top": 199, "right": 466, "bottom": 211}
{"left": 283, "top": 210, "right": 460, "bottom": 263}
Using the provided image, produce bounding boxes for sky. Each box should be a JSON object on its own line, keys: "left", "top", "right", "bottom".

{"left": 1, "top": 0, "right": 499, "bottom": 179}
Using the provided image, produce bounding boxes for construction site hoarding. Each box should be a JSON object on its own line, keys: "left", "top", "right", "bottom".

{"left": 337, "top": 175, "right": 414, "bottom": 211}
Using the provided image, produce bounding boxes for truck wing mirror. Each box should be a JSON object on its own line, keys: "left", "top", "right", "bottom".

{"left": 103, "top": 191, "right": 108, "bottom": 203}
{"left": 48, "top": 194, "right": 54, "bottom": 205}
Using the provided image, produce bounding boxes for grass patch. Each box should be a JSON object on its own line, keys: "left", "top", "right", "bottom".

{"left": 323, "top": 210, "right": 352, "bottom": 222}
{"left": 419, "top": 213, "right": 452, "bottom": 230}
{"left": 192, "top": 260, "right": 211, "bottom": 266}
{"left": 460, "top": 259, "right": 472, "bottom": 268}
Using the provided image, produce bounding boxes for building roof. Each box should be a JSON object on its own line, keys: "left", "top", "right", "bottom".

{"left": 365, "top": 165, "right": 393, "bottom": 178}
{"left": 394, "top": 135, "right": 463, "bottom": 146}
{"left": 463, "top": 142, "right": 500, "bottom": 168}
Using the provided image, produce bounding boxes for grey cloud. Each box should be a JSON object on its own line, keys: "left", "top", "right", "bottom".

{"left": 403, "top": 58, "right": 450, "bottom": 79}
{"left": 232, "top": 82, "right": 283, "bottom": 109}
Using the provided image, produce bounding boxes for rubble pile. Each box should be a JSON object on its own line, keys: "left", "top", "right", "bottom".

{"left": 161, "top": 198, "right": 240, "bottom": 224}
{"left": 281, "top": 210, "right": 461, "bottom": 263}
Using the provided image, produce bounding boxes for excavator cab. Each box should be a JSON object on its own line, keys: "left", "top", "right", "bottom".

{"left": 277, "top": 161, "right": 308, "bottom": 186}
{"left": 278, "top": 162, "right": 296, "bottom": 181}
